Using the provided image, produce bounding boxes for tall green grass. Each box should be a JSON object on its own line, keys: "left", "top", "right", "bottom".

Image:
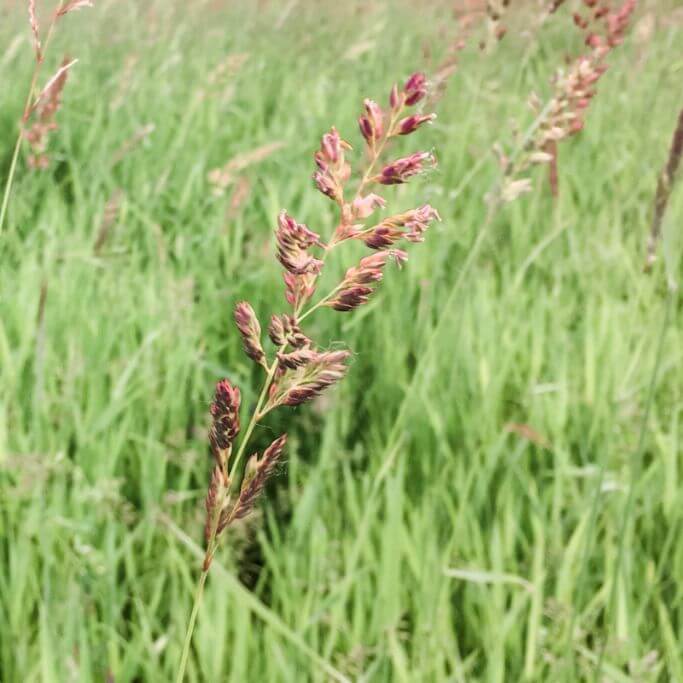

{"left": 1, "top": 1, "right": 682, "bottom": 680}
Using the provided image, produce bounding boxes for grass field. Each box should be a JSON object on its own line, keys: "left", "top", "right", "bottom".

{"left": 1, "top": 1, "right": 683, "bottom": 681}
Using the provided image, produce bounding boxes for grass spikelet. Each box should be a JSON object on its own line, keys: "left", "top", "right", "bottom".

{"left": 57, "top": 0, "right": 94, "bottom": 17}
{"left": 28, "top": 0, "right": 41, "bottom": 61}
{"left": 228, "top": 433, "right": 288, "bottom": 523}
{"left": 23, "top": 56, "right": 76, "bottom": 169}
{"left": 234, "top": 302, "right": 267, "bottom": 369}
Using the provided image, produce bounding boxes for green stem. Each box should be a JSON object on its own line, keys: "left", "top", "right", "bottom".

{"left": 175, "top": 568, "right": 208, "bottom": 683}
{"left": 229, "top": 355, "right": 282, "bottom": 471}
{"left": 298, "top": 283, "right": 344, "bottom": 322}
{"left": 175, "top": 483, "right": 224, "bottom": 683}
{"left": 0, "top": 135, "right": 23, "bottom": 237}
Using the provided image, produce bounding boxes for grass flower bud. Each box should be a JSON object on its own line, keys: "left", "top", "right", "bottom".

{"left": 276, "top": 349, "right": 318, "bottom": 369}
{"left": 209, "top": 379, "right": 241, "bottom": 454}
{"left": 283, "top": 272, "right": 317, "bottom": 308}
{"left": 398, "top": 113, "right": 436, "bottom": 136}
{"left": 352, "top": 193, "right": 386, "bottom": 219}
{"left": 269, "top": 351, "right": 351, "bottom": 407}
{"left": 362, "top": 205, "right": 439, "bottom": 246}
{"left": 403, "top": 72, "right": 427, "bottom": 106}
{"left": 377, "top": 152, "right": 435, "bottom": 185}
{"left": 313, "top": 127, "right": 352, "bottom": 202}
{"left": 362, "top": 225, "right": 404, "bottom": 249}
{"left": 328, "top": 250, "right": 407, "bottom": 311}
{"left": 276, "top": 211, "right": 323, "bottom": 275}
{"left": 229, "top": 434, "right": 288, "bottom": 522}
{"left": 234, "top": 302, "right": 266, "bottom": 368}
{"left": 404, "top": 204, "right": 441, "bottom": 242}
{"left": 328, "top": 286, "right": 373, "bottom": 311}
{"left": 268, "top": 314, "right": 311, "bottom": 349}
{"left": 358, "top": 99, "right": 384, "bottom": 146}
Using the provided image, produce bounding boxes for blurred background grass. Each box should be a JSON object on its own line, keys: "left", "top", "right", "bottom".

{"left": 1, "top": 0, "right": 682, "bottom": 680}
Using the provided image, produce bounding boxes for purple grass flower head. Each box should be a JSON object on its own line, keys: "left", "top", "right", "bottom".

{"left": 228, "top": 434, "right": 288, "bottom": 522}
{"left": 272, "top": 350, "right": 351, "bottom": 407}
{"left": 352, "top": 193, "right": 386, "bottom": 219}
{"left": 328, "top": 250, "right": 407, "bottom": 311}
{"left": 361, "top": 205, "right": 440, "bottom": 248}
{"left": 209, "top": 379, "right": 241, "bottom": 456}
{"left": 268, "top": 314, "right": 311, "bottom": 349}
{"left": 328, "top": 286, "right": 373, "bottom": 312}
{"left": 403, "top": 72, "right": 428, "bottom": 106}
{"left": 398, "top": 113, "right": 437, "bottom": 136}
{"left": 313, "top": 126, "right": 352, "bottom": 203}
{"left": 276, "top": 348, "right": 319, "bottom": 369}
{"left": 362, "top": 225, "right": 404, "bottom": 249}
{"left": 283, "top": 271, "right": 318, "bottom": 309}
{"left": 377, "top": 152, "right": 435, "bottom": 185}
{"left": 403, "top": 204, "right": 441, "bottom": 242}
{"left": 234, "top": 302, "right": 267, "bottom": 368}
{"left": 358, "top": 99, "right": 384, "bottom": 146}
{"left": 276, "top": 211, "right": 324, "bottom": 275}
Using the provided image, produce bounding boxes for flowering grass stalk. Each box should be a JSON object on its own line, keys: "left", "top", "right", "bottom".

{"left": 497, "top": 0, "right": 636, "bottom": 201}
{"left": 0, "top": 1, "right": 93, "bottom": 235}
{"left": 175, "top": 72, "right": 440, "bottom": 682}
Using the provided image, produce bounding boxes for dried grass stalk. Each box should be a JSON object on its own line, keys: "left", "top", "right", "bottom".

{"left": 645, "top": 109, "right": 683, "bottom": 271}
{"left": 93, "top": 189, "right": 123, "bottom": 255}
{"left": 57, "top": 0, "right": 94, "bottom": 17}
{"left": 23, "top": 56, "right": 76, "bottom": 169}
{"left": 28, "top": 0, "right": 41, "bottom": 61}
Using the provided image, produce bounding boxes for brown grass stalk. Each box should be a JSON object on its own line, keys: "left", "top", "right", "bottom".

{"left": 645, "top": 108, "right": 683, "bottom": 271}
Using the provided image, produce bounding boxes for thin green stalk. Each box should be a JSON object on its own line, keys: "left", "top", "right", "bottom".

{"left": 0, "top": 135, "right": 23, "bottom": 237}
{"left": 175, "top": 569, "right": 208, "bottom": 683}
{"left": 162, "top": 512, "right": 350, "bottom": 683}
{"left": 299, "top": 283, "right": 344, "bottom": 322}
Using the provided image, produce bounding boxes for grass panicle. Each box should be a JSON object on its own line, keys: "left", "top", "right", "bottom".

{"left": 175, "top": 70, "right": 441, "bottom": 681}
{"left": 0, "top": 0, "right": 95, "bottom": 235}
